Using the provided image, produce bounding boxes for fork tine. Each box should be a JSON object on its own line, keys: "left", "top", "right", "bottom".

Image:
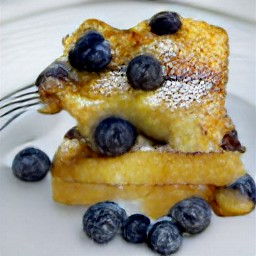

{"left": 0, "top": 84, "right": 37, "bottom": 101}
{"left": 0, "top": 96, "right": 40, "bottom": 109}
{"left": 0, "top": 110, "right": 26, "bottom": 132}
{"left": 0, "top": 101, "right": 41, "bottom": 118}
{"left": 13, "top": 90, "right": 39, "bottom": 99}
{"left": 0, "top": 84, "right": 42, "bottom": 131}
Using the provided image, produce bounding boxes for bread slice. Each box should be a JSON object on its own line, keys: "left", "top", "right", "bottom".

{"left": 38, "top": 16, "right": 234, "bottom": 153}
{"left": 52, "top": 135, "right": 245, "bottom": 186}
{"left": 52, "top": 177, "right": 216, "bottom": 219}
{"left": 52, "top": 176, "right": 254, "bottom": 218}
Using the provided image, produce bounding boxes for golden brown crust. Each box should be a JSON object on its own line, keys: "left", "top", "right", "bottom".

{"left": 52, "top": 177, "right": 255, "bottom": 218}
{"left": 212, "top": 188, "right": 255, "bottom": 216}
{"left": 52, "top": 177, "right": 216, "bottom": 218}
{"left": 51, "top": 137, "right": 245, "bottom": 186}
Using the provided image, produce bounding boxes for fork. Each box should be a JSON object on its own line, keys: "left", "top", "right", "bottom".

{"left": 0, "top": 84, "right": 41, "bottom": 131}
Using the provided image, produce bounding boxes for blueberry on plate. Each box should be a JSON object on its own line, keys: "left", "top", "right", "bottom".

{"left": 228, "top": 174, "right": 256, "bottom": 203}
{"left": 94, "top": 117, "right": 137, "bottom": 156}
{"left": 35, "top": 61, "right": 70, "bottom": 87}
{"left": 122, "top": 214, "right": 150, "bottom": 243}
{"left": 168, "top": 196, "right": 211, "bottom": 234}
{"left": 12, "top": 147, "right": 51, "bottom": 182}
{"left": 147, "top": 216, "right": 182, "bottom": 255}
{"left": 149, "top": 11, "right": 182, "bottom": 35}
{"left": 68, "top": 30, "right": 111, "bottom": 71}
{"left": 82, "top": 201, "right": 127, "bottom": 244}
{"left": 126, "top": 54, "right": 164, "bottom": 91}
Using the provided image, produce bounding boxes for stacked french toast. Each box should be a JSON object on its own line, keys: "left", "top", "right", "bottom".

{"left": 36, "top": 11, "right": 255, "bottom": 218}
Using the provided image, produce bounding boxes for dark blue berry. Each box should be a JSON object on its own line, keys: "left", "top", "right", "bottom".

{"left": 126, "top": 54, "right": 164, "bottom": 91}
{"left": 122, "top": 214, "right": 150, "bottom": 243}
{"left": 35, "top": 61, "right": 70, "bottom": 86}
{"left": 64, "top": 126, "right": 84, "bottom": 140}
{"left": 68, "top": 30, "right": 111, "bottom": 71}
{"left": 82, "top": 201, "right": 127, "bottom": 244}
{"left": 94, "top": 117, "right": 137, "bottom": 156}
{"left": 12, "top": 147, "right": 51, "bottom": 182}
{"left": 147, "top": 217, "right": 182, "bottom": 255}
{"left": 149, "top": 11, "right": 182, "bottom": 35}
{"left": 228, "top": 174, "right": 256, "bottom": 203}
{"left": 168, "top": 197, "right": 211, "bottom": 234}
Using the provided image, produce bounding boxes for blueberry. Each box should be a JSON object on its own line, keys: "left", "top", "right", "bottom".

{"left": 35, "top": 61, "right": 70, "bottom": 87}
{"left": 168, "top": 197, "right": 211, "bottom": 234}
{"left": 228, "top": 174, "right": 256, "bottom": 203}
{"left": 82, "top": 201, "right": 127, "bottom": 244}
{"left": 221, "top": 130, "right": 246, "bottom": 153}
{"left": 12, "top": 147, "right": 51, "bottom": 182}
{"left": 126, "top": 54, "right": 164, "bottom": 91}
{"left": 68, "top": 30, "right": 111, "bottom": 71}
{"left": 122, "top": 214, "right": 150, "bottom": 243}
{"left": 149, "top": 11, "right": 182, "bottom": 35}
{"left": 64, "top": 126, "right": 84, "bottom": 140}
{"left": 147, "top": 217, "right": 182, "bottom": 255}
{"left": 94, "top": 117, "right": 137, "bottom": 156}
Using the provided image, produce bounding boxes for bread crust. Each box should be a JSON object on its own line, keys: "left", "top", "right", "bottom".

{"left": 52, "top": 177, "right": 216, "bottom": 218}
{"left": 52, "top": 137, "right": 245, "bottom": 186}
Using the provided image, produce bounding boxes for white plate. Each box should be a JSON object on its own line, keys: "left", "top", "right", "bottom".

{"left": 0, "top": 1, "right": 255, "bottom": 256}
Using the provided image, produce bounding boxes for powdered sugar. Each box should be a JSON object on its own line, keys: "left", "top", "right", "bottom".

{"left": 90, "top": 38, "right": 216, "bottom": 109}
{"left": 144, "top": 39, "right": 178, "bottom": 75}
{"left": 91, "top": 66, "right": 129, "bottom": 95}
{"left": 144, "top": 77, "right": 213, "bottom": 109}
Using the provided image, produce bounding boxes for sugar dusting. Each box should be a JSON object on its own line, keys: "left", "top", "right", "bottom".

{"left": 91, "top": 66, "right": 129, "bottom": 95}
{"left": 144, "top": 38, "right": 179, "bottom": 76}
{"left": 90, "top": 38, "right": 218, "bottom": 109}
{"left": 145, "top": 75, "right": 214, "bottom": 109}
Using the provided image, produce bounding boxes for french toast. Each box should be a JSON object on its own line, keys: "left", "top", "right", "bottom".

{"left": 36, "top": 12, "right": 255, "bottom": 218}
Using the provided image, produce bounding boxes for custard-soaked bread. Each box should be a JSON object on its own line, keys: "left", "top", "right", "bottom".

{"left": 38, "top": 13, "right": 235, "bottom": 153}
{"left": 36, "top": 12, "right": 254, "bottom": 217}
{"left": 212, "top": 188, "right": 255, "bottom": 216}
{"left": 52, "top": 134, "right": 245, "bottom": 186}
{"left": 52, "top": 177, "right": 255, "bottom": 218}
{"left": 52, "top": 177, "right": 216, "bottom": 219}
